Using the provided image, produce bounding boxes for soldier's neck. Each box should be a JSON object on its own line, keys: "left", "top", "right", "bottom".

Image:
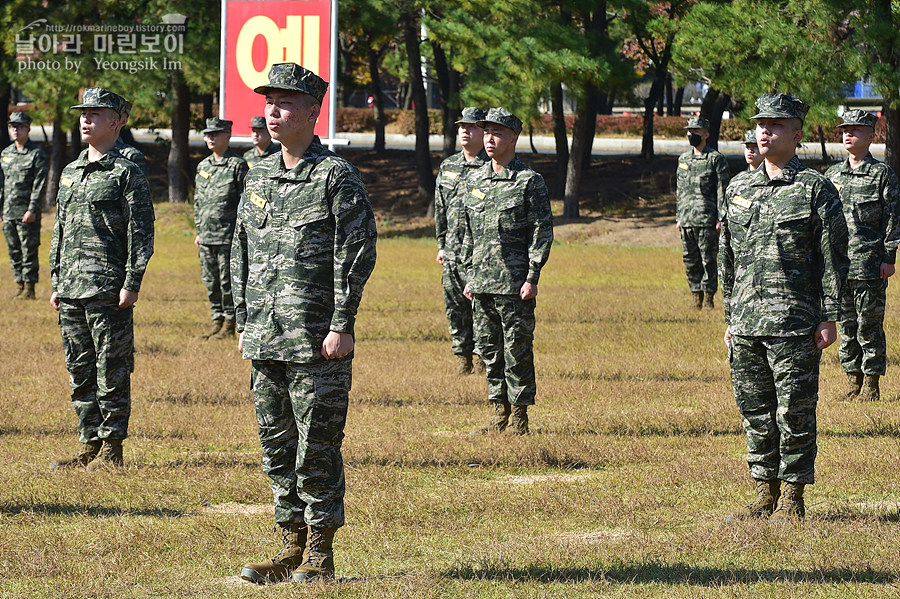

{"left": 14, "top": 139, "right": 27, "bottom": 151}
{"left": 212, "top": 149, "right": 228, "bottom": 161}
{"left": 764, "top": 153, "right": 795, "bottom": 178}
{"left": 279, "top": 131, "right": 315, "bottom": 169}
{"left": 461, "top": 145, "right": 481, "bottom": 162}
{"left": 87, "top": 140, "right": 116, "bottom": 162}
{"left": 848, "top": 148, "right": 869, "bottom": 169}
{"left": 255, "top": 140, "right": 271, "bottom": 154}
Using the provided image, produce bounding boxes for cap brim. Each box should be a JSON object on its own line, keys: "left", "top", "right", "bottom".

{"left": 750, "top": 111, "right": 801, "bottom": 120}
{"left": 253, "top": 84, "right": 322, "bottom": 102}
{"left": 476, "top": 119, "right": 516, "bottom": 131}
{"left": 837, "top": 122, "right": 874, "bottom": 128}
{"left": 683, "top": 126, "right": 707, "bottom": 130}
{"left": 70, "top": 103, "right": 122, "bottom": 115}
{"left": 202, "top": 128, "right": 227, "bottom": 134}
{"left": 455, "top": 118, "right": 481, "bottom": 125}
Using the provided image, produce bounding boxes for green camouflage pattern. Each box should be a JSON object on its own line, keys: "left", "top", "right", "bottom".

{"left": 680, "top": 226, "right": 718, "bottom": 292}
{"left": 243, "top": 141, "right": 281, "bottom": 169}
{"left": 730, "top": 333, "right": 820, "bottom": 484}
{"left": 232, "top": 137, "right": 377, "bottom": 363}
{"left": 3, "top": 220, "right": 40, "bottom": 283}
{"left": 201, "top": 117, "right": 232, "bottom": 134}
{"left": 435, "top": 149, "right": 489, "bottom": 263}
{"left": 743, "top": 129, "right": 757, "bottom": 145}
{"left": 114, "top": 138, "right": 150, "bottom": 180}
{"left": 59, "top": 297, "right": 135, "bottom": 442}
{"left": 476, "top": 107, "right": 522, "bottom": 135}
{"left": 254, "top": 62, "right": 328, "bottom": 103}
{"left": 675, "top": 146, "right": 730, "bottom": 227}
{"left": 473, "top": 294, "right": 536, "bottom": 405}
{"left": 750, "top": 93, "right": 810, "bottom": 121}
{"left": 684, "top": 116, "right": 710, "bottom": 129}
{"left": 199, "top": 243, "right": 234, "bottom": 321}
{"left": 1, "top": 139, "right": 47, "bottom": 219}
{"left": 839, "top": 278, "right": 887, "bottom": 375}
{"left": 455, "top": 107, "right": 485, "bottom": 125}
{"left": 50, "top": 149, "right": 155, "bottom": 298}
{"left": 838, "top": 109, "right": 877, "bottom": 129}
{"left": 8, "top": 112, "right": 31, "bottom": 124}
{"left": 721, "top": 156, "right": 849, "bottom": 336}
{"left": 70, "top": 87, "right": 129, "bottom": 116}
{"left": 252, "top": 357, "right": 351, "bottom": 527}
{"left": 193, "top": 149, "right": 248, "bottom": 245}
{"left": 462, "top": 158, "right": 553, "bottom": 294}
{"left": 442, "top": 262, "right": 474, "bottom": 355}
{"left": 824, "top": 154, "right": 900, "bottom": 280}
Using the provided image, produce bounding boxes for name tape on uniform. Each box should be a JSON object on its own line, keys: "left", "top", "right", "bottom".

{"left": 443, "top": 171, "right": 459, "bottom": 180}
{"left": 61, "top": 176, "right": 75, "bottom": 188}
{"left": 472, "top": 189, "right": 486, "bottom": 200}
{"left": 678, "top": 162, "right": 689, "bottom": 170}
{"left": 250, "top": 192, "right": 267, "bottom": 210}
{"left": 198, "top": 170, "right": 210, "bottom": 179}
{"left": 732, "top": 195, "right": 752, "bottom": 209}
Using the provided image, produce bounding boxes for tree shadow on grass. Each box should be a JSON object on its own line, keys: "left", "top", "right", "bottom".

{"left": 378, "top": 224, "right": 435, "bottom": 239}
{"left": 446, "top": 562, "right": 900, "bottom": 586}
{"left": 0, "top": 503, "right": 187, "bottom": 518}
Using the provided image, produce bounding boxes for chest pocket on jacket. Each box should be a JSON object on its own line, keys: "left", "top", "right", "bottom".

{"left": 775, "top": 207, "right": 812, "bottom": 257}
{"left": 240, "top": 202, "right": 268, "bottom": 230}
{"left": 89, "top": 184, "right": 125, "bottom": 231}
{"left": 289, "top": 203, "right": 332, "bottom": 259}
{"left": 854, "top": 197, "right": 881, "bottom": 226}
{"left": 498, "top": 195, "right": 526, "bottom": 234}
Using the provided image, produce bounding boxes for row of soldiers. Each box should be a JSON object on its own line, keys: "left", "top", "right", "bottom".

{"left": 676, "top": 93, "right": 900, "bottom": 521}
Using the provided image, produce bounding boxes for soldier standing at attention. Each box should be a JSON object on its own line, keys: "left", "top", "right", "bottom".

{"left": 1, "top": 111, "right": 47, "bottom": 300}
{"left": 676, "top": 116, "right": 731, "bottom": 310}
{"left": 234, "top": 63, "right": 376, "bottom": 584}
{"left": 113, "top": 101, "right": 150, "bottom": 180}
{"left": 243, "top": 116, "right": 281, "bottom": 169}
{"left": 48, "top": 88, "right": 155, "bottom": 469}
{"left": 463, "top": 107, "right": 553, "bottom": 436}
{"left": 194, "top": 118, "right": 248, "bottom": 340}
{"left": 742, "top": 129, "right": 763, "bottom": 173}
{"left": 434, "top": 107, "right": 488, "bottom": 375}
{"left": 721, "top": 93, "right": 848, "bottom": 521}
{"left": 825, "top": 110, "right": 900, "bottom": 402}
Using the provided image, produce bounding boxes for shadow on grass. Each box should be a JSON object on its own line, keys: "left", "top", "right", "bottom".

{"left": 446, "top": 562, "right": 900, "bottom": 585}
{"left": 0, "top": 503, "right": 187, "bottom": 518}
{"left": 378, "top": 224, "right": 436, "bottom": 240}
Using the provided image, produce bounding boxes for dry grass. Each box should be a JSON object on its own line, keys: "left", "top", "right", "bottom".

{"left": 1, "top": 203, "right": 900, "bottom": 598}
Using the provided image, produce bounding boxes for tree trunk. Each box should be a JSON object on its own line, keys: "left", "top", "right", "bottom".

{"left": 168, "top": 70, "right": 191, "bottom": 203}
{"left": 707, "top": 92, "right": 730, "bottom": 150}
{"left": 0, "top": 79, "right": 9, "bottom": 148}
{"left": 564, "top": 94, "right": 593, "bottom": 218}
{"left": 580, "top": 88, "right": 599, "bottom": 170}
{"left": 432, "top": 42, "right": 457, "bottom": 158}
{"left": 699, "top": 87, "right": 719, "bottom": 120}
{"left": 551, "top": 82, "right": 569, "bottom": 198}
{"left": 70, "top": 118, "right": 82, "bottom": 160}
{"left": 665, "top": 73, "right": 674, "bottom": 116}
{"left": 45, "top": 109, "right": 67, "bottom": 208}
{"left": 673, "top": 86, "right": 684, "bottom": 116}
{"left": 642, "top": 74, "right": 666, "bottom": 160}
{"left": 884, "top": 105, "right": 900, "bottom": 174}
{"left": 202, "top": 94, "right": 213, "bottom": 122}
{"left": 368, "top": 47, "right": 387, "bottom": 154}
{"left": 402, "top": 12, "right": 435, "bottom": 211}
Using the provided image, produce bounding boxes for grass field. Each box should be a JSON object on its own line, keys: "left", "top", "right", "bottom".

{"left": 2, "top": 203, "right": 900, "bottom": 598}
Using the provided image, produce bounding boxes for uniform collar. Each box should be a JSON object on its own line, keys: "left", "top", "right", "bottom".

{"left": 840, "top": 152, "right": 876, "bottom": 175}
{"left": 73, "top": 148, "right": 117, "bottom": 171}
{"left": 750, "top": 155, "right": 804, "bottom": 186}
{"left": 272, "top": 136, "right": 325, "bottom": 181}
{"left": 486, "top": 157, "right": 523, "bottom": 181}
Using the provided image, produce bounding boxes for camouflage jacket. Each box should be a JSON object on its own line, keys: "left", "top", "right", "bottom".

{"left": 462, "top": 158, "right": 553, "bottom": 295}
{"left": 232, "top": 137, "right": 377, "bottom": 363}
{"left": 434, "top": 149, "right": 488, "bottom": 263}
{"left": 721, "top": 156, "right": 848, "bottom": 336}
{"left": 114, "top": 138, "right": 150, "bottom": 180}
{"left": 50, "top": 148, "right": 155, "bottom": 298}
{"left": 243, "top": 142, "right": 281, "bottom": 169}
{"left": 824, "top": 154, "right": 900, "bottom": 280}
{"left": 676, "top": 146, "right": 731, "bottom": 227}
{"left": 1, "top": 140, "right": 47, "bottom": 220}
{"left": 194, "top": 149, "right": 248, "bottom": 245}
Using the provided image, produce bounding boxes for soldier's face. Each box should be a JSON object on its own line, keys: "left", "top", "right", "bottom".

{"left": 458, "top": 123, "right": 483, "bottom": 150}
{"left": 743, "top": 143, "right": 761, "bottom": 167}
{"left": 80, "top": 108, "right": 120, "bottom": 146}
{"left": 483, "top": 124, "right": 517, "bottom": 162}
{"left": 265, "top": 91, "right": 320, "bottom": 143}
{"left": 250, "top": 127, "right": 271, "bottom": 146}
{"left": 204, "top": 130, "right": 230, "bottom": 154}
{"left": 755, "top": 118, "right": 802, "bottom": 160}
{"left": 841, "top": 125, "right": 874, "bottom": 154}
{"left": 8, "top": 123, "right": 28, "bottom": 143}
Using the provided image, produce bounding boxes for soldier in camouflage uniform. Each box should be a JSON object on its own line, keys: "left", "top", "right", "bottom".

{"left": 676, "top": 116, "right": 731, "bottom": 309}
{"left": 434, "top": 106, "right": 488, "bottom": 375}
{"left": 721, "top": 93, "right": 848, "bottom": 521}
{"left": 243, "top": 116, "right": 281, "bottom": 169}
{"left": 194, "top": 118, "right": 248, "bottom": 339}
{"left": 48, "top": 88, "right": 155, "bottom": 470}
{"left": 724, "top": 131, "right": 763, "bottom": 205}
{"left": 825, "top": 110, "right": 900, "bottom": 402}
{"left": 233, "top": 63, "right": 376, "bottom": 584}
{"left": 1, "top": 111, "right": 47, "bottom": 299}
{"left": 462, "top": 107, "right": 553, "bottom": 436}
{"left": 113, "top": 100, "right": 150, "bottom": 180}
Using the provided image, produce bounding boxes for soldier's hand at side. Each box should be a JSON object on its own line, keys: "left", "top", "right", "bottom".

{"left": 880, "top": 262, "right": 895, "bottom": 279}
{"left": 238, "top": 332, "right": 243, "bottom": 353}
{"left": 22, "top": 211, "right": 36, "bottom": 224}
{"left": 716, "top": 220, "right": 721, "bottom": 232}
{"left": 50, "top": 291, "right": 60, "bottom": 311}
{"left": 194, "top": 235, "right": 200, "bottom": 248}
{"left": 723, "top": 326, "right": 731, "bottom": 348}
{"left": 815, "top": 321, "right": 837, "bottom": 349}
{"left": 322, "top": 331, "right": 354, "bottom": 359}
{"left": 520, "top": 282, "right": 537, "bottom": 300}
{"left": 436, "top": 249, "right": 445, "bottom": 265}
{"left": 463, "top": 284, "right": 473, "bottom": 301}
{"left": 119, "top": 289, "right": 139, "bottom": 309}
{"left": 676, "top": 221, "right": 681, "bottom": 233}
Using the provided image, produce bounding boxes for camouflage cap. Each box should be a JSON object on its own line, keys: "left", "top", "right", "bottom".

{"left": 455, "top": 107, "right": 486, "bottom": 125}
{"left": 476, "top": 107, "right": 523, "bottom": 135}
{"left": 684, "top": 116, "right": 710, "bottom": 130}
{"left": 70, "top": 87, "right": 129, "bottom": 117}
{"left": 249, "top": 116, "right": 267, "bottom": 129}
{"left": 121, "top": 100, "right": 133, "bottom": 119}
{"left": 750, "top": 93, "right": 809, "bottom": 121}
{"left": 838, "top": 109, "right": 878, "bottom": 129}
{"left": 202, "top": 117, "right": 233, "bottom": 134}
{"left": 253, "top": 62, "right": 328, "bottom": 104}
{"left": 743, "top": 129, "right": 757, "bottom": 145}
{"left": 8, "top": 112, "right": 32, "bottom": 125}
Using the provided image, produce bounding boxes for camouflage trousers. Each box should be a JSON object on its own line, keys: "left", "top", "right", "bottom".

{"left": 59, "top": 297, "right": 134, "bottom": 443}
{"left": 3, "top": 218, "right": 41, "bottom": 283}
{"left": 473, "top": 294, "right": 536, "bottom": 406}
{"left": 251, "top": 357, "right": 352, "bottom": 528}
{"left": 730, "top": 334, "right": 820, "bottom": 484}
{"left": 680, "top": 226, "right": 718, "bottom": 292}
{"left": 199, "top": 243, "right": 234, "bottom": 321}
{"left": 839, "top": 278, "right": 888, "bottom": 375}
{"left": 442, "top": 260, "right": 475, "bottom": 355}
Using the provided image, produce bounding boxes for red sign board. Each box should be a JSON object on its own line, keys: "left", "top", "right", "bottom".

{"left": 222, "top": 0, "right": 332, "bottom": 137}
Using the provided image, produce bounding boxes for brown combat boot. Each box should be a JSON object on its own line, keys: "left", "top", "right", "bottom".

{"left": 771, "top": 482, "right": 805, "bottom": 522}
{"left": 839, "top": 372, "right": 863, "bottom": 401}
{"left": 212, "top": 318, "right": 236, "bottom": 340}
{"left": 22, "top": 282, "right": 36, "bottom": 300}
{"left": 703, "top": 291, "right": 715, "bottom": 309}
{"left": 196, "top": 319, "right": 224, "bottom": 340}
{"left": 86, "top": 439, "right": 124, "bottom": 469}
{"left": 50, "top": 440, "right": 103, "bottom": 470}
{"left": 474, "top": 355, "right": 486, "bottom": 374}
{"left": 456, "top": 354, "right": 474, "bottom": 375}
{"left": 859, "top": 374, "right": 880, "bottom": 402}
{"left": 241, "top": 522, "right": 307, "bottom": 584}
{"left": 12, "top": 282, "right": 24, "bottom": 299}
{"left": 508, "top": 405, "right": 530, "bottom": 435}
{"left": 472, "top": 401, "right": 511, "bottom": 435}
{"left": 692, "top": 291, "right": 703, "bottom": 310}
{"left": 730, "top": 479, "right": 780, "bottom": 520}
{"left": 292, "top": 526, "right": 337, "bottom": 583}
